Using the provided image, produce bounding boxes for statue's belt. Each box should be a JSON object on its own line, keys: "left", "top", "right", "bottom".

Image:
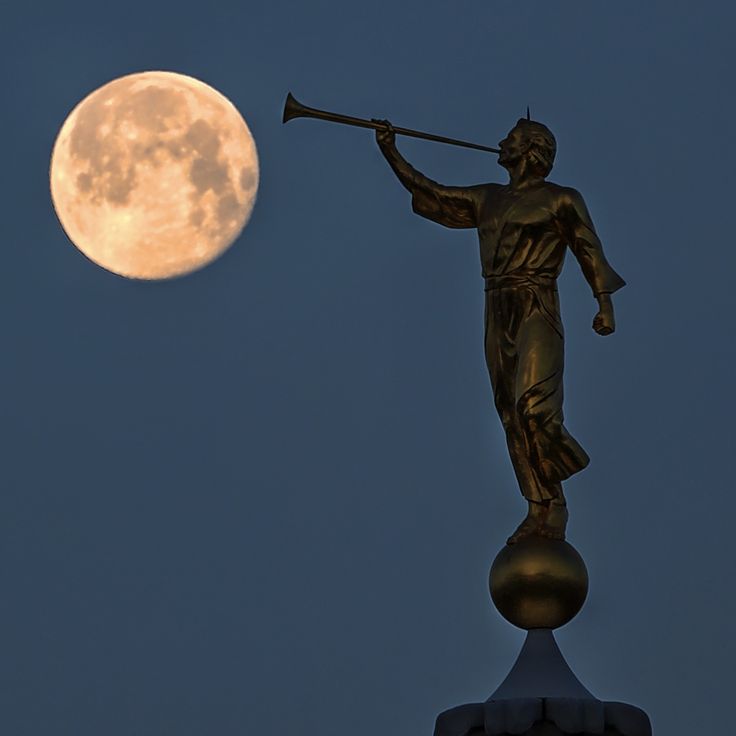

{"left": 484, "top": 275, "right": 558, "bottom": 292}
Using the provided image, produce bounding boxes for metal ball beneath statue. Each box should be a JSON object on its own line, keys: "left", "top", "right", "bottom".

{"left": 490, "top": 537, "right": 588, "bottom": 630}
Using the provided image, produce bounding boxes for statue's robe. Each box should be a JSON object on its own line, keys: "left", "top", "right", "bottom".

{"left": 403, "top": 169, "right": 625, "bottom": 502}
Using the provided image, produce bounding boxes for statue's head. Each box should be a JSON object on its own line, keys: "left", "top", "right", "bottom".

{"left": 498, "top": 119, "right": 556, "bottom": 177}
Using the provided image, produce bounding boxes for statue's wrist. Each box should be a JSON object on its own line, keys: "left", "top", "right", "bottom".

{"left": 595, "top": 292, "right": 613, "bottom": 308}
{"left": 380, "top": 142, "right": 398, "bottom": 158}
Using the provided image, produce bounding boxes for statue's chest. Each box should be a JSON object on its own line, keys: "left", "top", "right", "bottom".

{"left": 480, "top": 189, "right": 556, "bottom": 243}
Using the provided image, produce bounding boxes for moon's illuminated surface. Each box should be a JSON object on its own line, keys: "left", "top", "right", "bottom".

{"left": 50, "top": 71, "right": 259, "bottom": 279}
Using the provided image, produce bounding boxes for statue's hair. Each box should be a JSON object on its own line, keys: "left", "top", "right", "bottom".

{"left": 515, "top": 119, "right": 556, "bottom": 176}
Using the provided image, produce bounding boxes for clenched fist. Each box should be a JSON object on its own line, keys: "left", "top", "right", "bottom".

{"left": 593, "top": 301, "right": 615, "bottom": 336}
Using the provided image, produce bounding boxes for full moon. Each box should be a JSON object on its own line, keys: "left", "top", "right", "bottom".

{"left": 50, "top": 71, "right": 259, "bottom": 279}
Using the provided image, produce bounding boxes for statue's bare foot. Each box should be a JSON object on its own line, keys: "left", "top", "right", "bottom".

{"left": 507, "top": 501, "right": 546, "bottom": 545}
{"left": 539, "top": 502, "right": 568, "bottom": 540}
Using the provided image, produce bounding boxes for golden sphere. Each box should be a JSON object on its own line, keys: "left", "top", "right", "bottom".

{"left": 489, "top": 538, "right": 588, "bottom": 630}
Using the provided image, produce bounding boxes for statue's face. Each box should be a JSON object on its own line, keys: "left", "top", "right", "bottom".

{"left": 498, "top": 125, "right": 530, "bottom": 169}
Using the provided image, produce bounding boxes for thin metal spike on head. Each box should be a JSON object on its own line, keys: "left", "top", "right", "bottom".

{"left": 526, "top": 106, "right": 531, "bottom": 121}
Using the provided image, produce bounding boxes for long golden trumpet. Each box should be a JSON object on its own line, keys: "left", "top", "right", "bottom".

{"left": 282, "top": 92, "right": 500, "bottom": 155}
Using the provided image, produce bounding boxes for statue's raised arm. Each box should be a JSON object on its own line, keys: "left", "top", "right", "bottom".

{"left": 374, "top": 119, "right": 484, "bottom": 230}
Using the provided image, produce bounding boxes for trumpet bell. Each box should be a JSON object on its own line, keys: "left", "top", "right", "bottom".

{"left": 282, "top": 92, "right": 307, "bottom": 124}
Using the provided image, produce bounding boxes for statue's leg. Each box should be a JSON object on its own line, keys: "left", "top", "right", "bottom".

{"left": 484, "top": 291, "right": 551, "bottom": 543}
{"left": 514, "top": 306, "right": 589, "bottom": 486}
{"left": 513, "top": 301, "right": 588, "bottom": 540}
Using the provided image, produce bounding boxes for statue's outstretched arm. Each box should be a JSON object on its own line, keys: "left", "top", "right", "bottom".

{"left": 374, "top": 120, "right": 480, "bottom": 229}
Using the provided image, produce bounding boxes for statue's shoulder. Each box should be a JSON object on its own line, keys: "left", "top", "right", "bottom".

{"left": 540, "top": 180, "right": 572, "bottom": 196}
{"left": 471, "top": 182, "right": 503, "bottom": 202}
{"left": 463, "top": 182, "right": 502, "bottom": 195}
{"left": 541, "top": 182, "right": 586, "bottom": 210}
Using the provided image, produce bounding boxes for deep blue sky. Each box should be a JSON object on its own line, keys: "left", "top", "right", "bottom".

{"left": 2, "top": 2, "right": 735, "bottom": 734}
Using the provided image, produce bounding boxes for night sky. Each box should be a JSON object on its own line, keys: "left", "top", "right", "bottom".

{"left": 3, "top": 2, "right": 735, "bottom": 734}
